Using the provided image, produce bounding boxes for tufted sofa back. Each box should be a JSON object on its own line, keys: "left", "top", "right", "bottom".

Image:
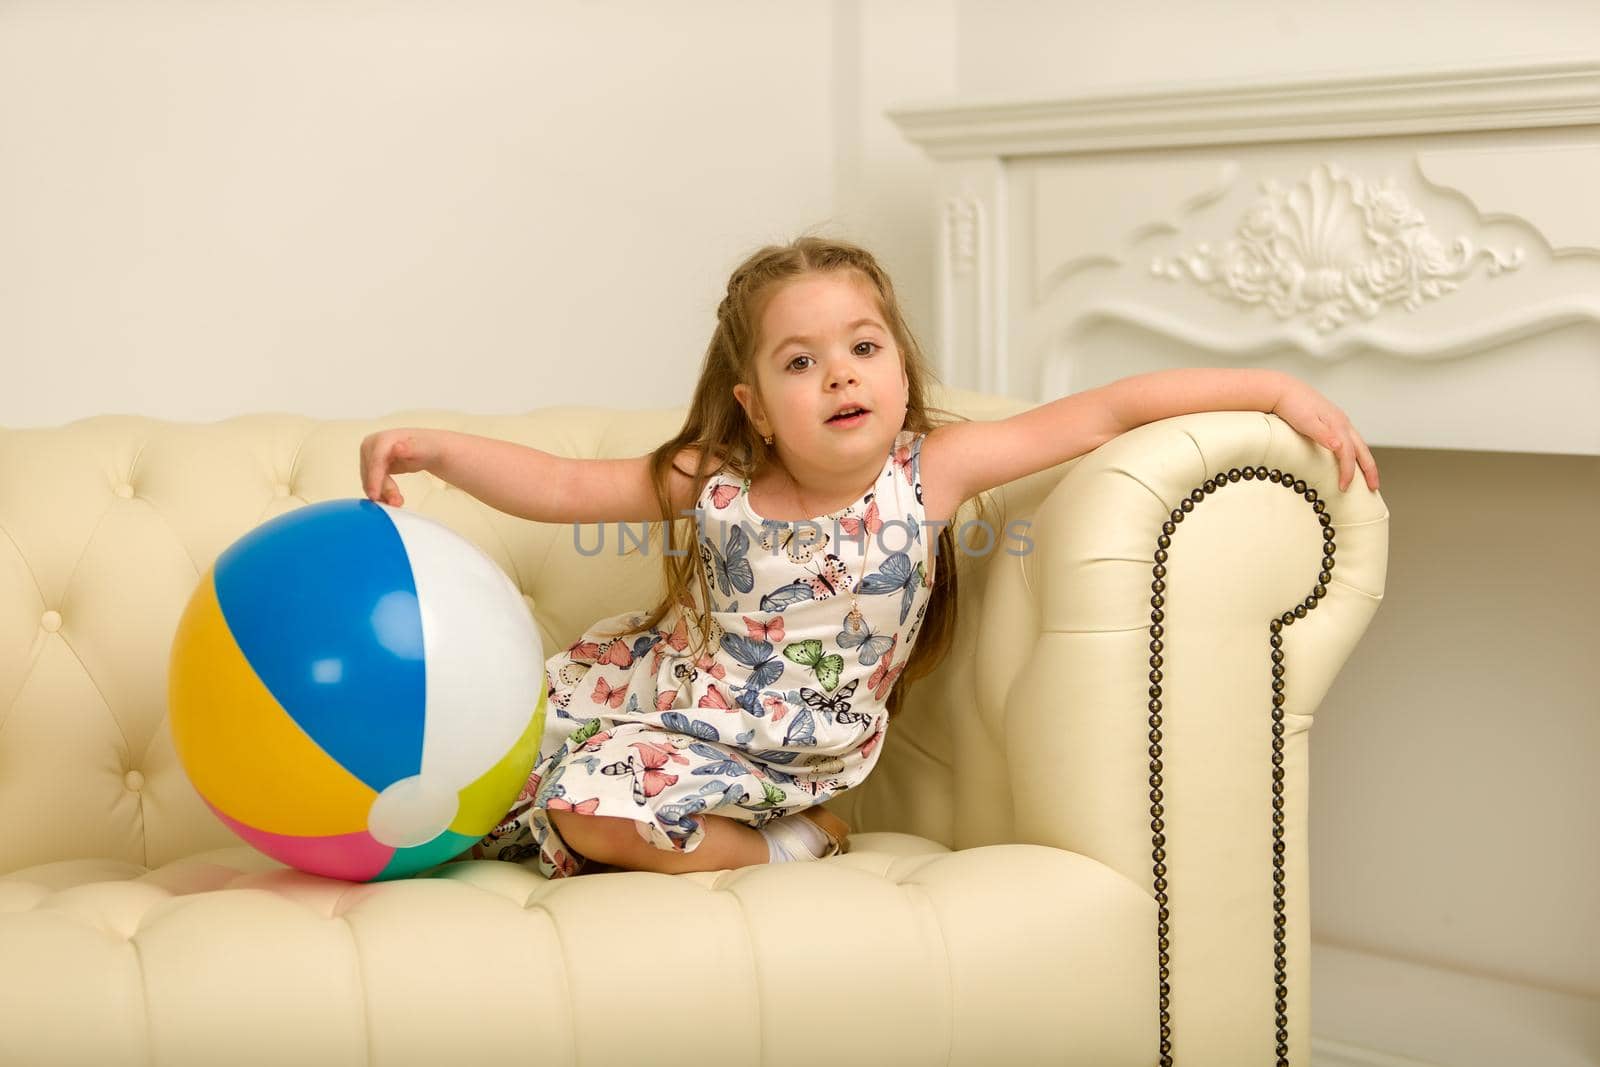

{"left": 1, "top": 389, "right": 1057, "bottom": 874}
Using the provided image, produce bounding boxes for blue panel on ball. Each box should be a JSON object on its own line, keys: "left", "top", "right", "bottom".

{"left": 375, "top": 829, "right": 478, "bottom": 880}
{"left": 215, "top": 499, "right": 425, "bottom": 792}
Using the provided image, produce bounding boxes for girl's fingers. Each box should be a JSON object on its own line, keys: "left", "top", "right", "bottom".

{"left": 1322, "top": 433, "right": 1344, "bottom": 490}
{"left": 1358, "top": 440, "right": 1380, "bottom": 490}
{"left": 1300, "top": 404, "right": 1378, "bottom": 492}
{"left": 1330, "top": 434, "right": 1353, "bottom": 490}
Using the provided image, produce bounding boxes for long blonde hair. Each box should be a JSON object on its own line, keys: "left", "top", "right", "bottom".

{"left": 596, "top": 235, "right": 988, "bottom": 721}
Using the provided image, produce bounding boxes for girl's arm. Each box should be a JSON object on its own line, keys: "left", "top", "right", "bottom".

{"left": 359, "top": 427, "right": 707, "bottom": 525}
{"left": 920, "top": 368, "right": 1377, "bottom": 523}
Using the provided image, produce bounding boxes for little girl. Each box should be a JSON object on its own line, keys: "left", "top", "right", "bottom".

{"left": 359, "top": 235, "right": 1379, "bottom": 880}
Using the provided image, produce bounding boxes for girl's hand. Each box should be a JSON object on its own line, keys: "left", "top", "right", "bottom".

{"left": 1271, "top": 378, "right": 1380, "bottom": 493}
{"left": 359, "top": 428, "right": 442, "bottom": 507}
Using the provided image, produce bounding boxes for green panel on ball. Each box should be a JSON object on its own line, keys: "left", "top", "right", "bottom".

{"left": 375, "top": 830, "right": 479, "bottom": 880}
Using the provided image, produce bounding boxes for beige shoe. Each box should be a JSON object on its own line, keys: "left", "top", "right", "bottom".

{"left": 799, "top": 807, "right": 851, "bottom": 857}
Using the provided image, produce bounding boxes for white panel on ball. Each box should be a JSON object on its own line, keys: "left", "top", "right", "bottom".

{"left": 384, "top": 506, "right": 545, "bottom": 789}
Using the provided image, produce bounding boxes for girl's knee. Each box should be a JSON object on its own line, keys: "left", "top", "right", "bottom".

{"left": 547, "top": 809, "right": 635, "bottom": 863}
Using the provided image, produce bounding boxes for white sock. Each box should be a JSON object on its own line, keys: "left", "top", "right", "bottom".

{"left": 759, "top": 813, "right": 831, "bottom": 863}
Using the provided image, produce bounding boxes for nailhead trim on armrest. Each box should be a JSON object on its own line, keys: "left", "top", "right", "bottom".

{"left": 1148, "top": 466, "right": 1335, "bottom": 1067}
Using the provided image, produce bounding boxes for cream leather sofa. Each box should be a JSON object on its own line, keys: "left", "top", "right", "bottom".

{"left": 0, "top": 385, "right": 1386, "bottom": 1066}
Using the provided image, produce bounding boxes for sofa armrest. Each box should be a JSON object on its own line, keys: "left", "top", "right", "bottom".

{"left": 1006, "top": 409, "right": 1388, "bottom": 1066}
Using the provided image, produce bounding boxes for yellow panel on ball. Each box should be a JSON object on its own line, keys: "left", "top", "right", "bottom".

{"left": 168, "top": 571, "right": 376, "bottom": 836}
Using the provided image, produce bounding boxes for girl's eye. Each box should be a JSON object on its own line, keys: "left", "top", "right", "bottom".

{"left": 786, "top": 342, "right": 878, "bottom": 371}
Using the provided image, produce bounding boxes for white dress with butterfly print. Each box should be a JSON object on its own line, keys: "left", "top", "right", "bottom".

{"left": 472, "top": 429, "right": 935, "bottom": 879}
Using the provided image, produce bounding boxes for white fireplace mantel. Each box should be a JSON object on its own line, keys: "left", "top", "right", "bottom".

{"left": 889, "top": 61, "right": 1600, "bottom": 456}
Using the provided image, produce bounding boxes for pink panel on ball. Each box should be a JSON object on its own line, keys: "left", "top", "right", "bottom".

{"left": 209, "top": 801, "right": 394, "bottom": 882}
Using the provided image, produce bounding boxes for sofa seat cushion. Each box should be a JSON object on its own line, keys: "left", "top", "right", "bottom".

{"left": 0, "top": 836, "right": 1156, "bottom": 1066}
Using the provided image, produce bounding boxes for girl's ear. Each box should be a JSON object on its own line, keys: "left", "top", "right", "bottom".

{"left": 732, "top": 382, "right": 767, "bottom": 434}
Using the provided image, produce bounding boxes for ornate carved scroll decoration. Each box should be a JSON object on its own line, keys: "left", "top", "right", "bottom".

{"left": 1151, "top": 163, "right": 1523, "bottom": 333}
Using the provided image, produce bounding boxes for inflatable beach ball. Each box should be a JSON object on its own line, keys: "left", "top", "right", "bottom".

{"left": 169, "top": 498, "right": 546, "bottom": 881}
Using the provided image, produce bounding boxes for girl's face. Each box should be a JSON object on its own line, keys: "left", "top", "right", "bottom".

{"left": 733, "top": 270, "right": 909, "bottom": 473}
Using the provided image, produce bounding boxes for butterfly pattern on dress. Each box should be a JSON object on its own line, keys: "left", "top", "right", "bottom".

{"left": 591, "top": 676, "right": 626, "bottom": 709}
{"left": 601, "top": 740, "right": 689, "bottom": 805}
{"left": 758, "top": 554, "right": 856, "bottom": 613}
{"left": 866, "top": 634, "right": 907, "bottom": 700}
{"left": 744, "top": 613, "right": 785, "bottom": 643}
{"left": 759, "top": 520, "right": 828, "bottom": 564}
{"left": 857, "top": 552, "right": 926, "bottom": 625}
{"left": 480, "top": 428, "right": 934, "bottom": 880}
{"left": 649, "top": 614, "right": 690, "bottom": 672}
{"left": 837, "top": 612, "right": 894, "bottom": 666}
{"left": 784, "top": 638, "right": 844, "bottom": 691}
{"left": 700, "top": 522, "right": 754, "bottom": 597}
{"left": 836, "top": 493, "right": 883, "bottom": 539}
{"left": 719, "top": 632, "right": 786, "bottom": 715}
{"left": 799, "top": 678, "right": 871, "bottom": 727}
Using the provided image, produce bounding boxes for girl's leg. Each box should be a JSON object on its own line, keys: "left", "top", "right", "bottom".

{"left": 547, "top": 809, "right": 769, "bottom": 874}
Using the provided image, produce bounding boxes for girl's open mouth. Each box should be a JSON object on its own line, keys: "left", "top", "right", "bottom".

{"left": 827, "top": 408, "right": 869, "bottom": 427}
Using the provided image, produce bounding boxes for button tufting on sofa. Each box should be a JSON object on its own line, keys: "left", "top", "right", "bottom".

{"left": 273, "top": 483, "right": 291, "bottom": 497}
{"left": 124, "top": 770, "right": 144, "bottom": 792}
{"left": 40, "top": 610, "right": 62, "bottom": 633}
{"left": 113, "top": 483, "right": 135, "bottom": 499}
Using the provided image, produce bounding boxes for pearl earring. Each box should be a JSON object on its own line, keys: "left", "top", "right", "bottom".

{"left": 762, "top": 433, "right": 774, "bottom": 446}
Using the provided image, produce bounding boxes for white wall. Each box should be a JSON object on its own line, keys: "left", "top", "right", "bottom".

{"left": 0, "top": 1, "right": 848, "bottom": 425}
{"left": 828, "top": 0, "right": 957, "bottom": 358}
{"left": 953, "top": 0, "right": 1600, "bottom": 98}
{"left": 1308, "top": 446, "right": 1600, "bottom": 1000}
